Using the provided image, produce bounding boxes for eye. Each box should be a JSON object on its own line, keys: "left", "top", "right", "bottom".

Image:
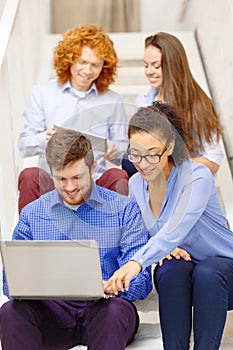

{"left": 74, "top": 175, "right": 84, "bottom": 180}
{"left": 77, "top": 59, "right": 85, "bottom": 65}
{"left": 93, "top": 63, "right": 103, "bottom": 68}
{"left": 53, "top": 176, "right": 63, "bottom": 181}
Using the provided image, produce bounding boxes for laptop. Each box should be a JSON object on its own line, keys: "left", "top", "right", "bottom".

{"left": 0, "top": 240, "right": 105, "bottom": 300}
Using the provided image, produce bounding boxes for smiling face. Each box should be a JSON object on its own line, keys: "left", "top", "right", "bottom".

{"left": 70, "top": 46, "right": 104, "bottom": 91}
{"left": 52, "top": 158, "right": 96, "bottom": 205}
{"left": 129, "top": 131, "right": 173, "bottom": 182}
{"left": 144, "top": 45, "right": 163, "bottom": 89}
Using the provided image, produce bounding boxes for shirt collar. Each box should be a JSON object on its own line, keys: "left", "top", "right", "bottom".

{"left": 50, "top": 181, "right": 104, "bottom": 209}
{"left": 144, "top": 87, "right": 159, "bottom": 105}
{"left": 61, "top": 80, "right": 98, "bottom": 96}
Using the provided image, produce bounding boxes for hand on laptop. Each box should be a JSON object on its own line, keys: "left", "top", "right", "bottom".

{"left": 103, "top": 280, "right": 116, "bottom": 297}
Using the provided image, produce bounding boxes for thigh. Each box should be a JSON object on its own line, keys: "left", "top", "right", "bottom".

{"left": 154, "top": 258, "right": 195, "bottom": 292}
{"left": 96, "top": 168, "right": 129, "bottom": 195}
{"left": 18, "top": 167, "right": 54, "bottom": 212}
{"left": 86, "top": 297, "right": 139, "bottom": 347}
{"left": 154, "top": 259, "right": 195, "bottom": 350}
{"left": 0, "top": 299, "right": 89, "bottom": 350}
{"left": 193, "top": 256, "right": 233, "bottom": 310}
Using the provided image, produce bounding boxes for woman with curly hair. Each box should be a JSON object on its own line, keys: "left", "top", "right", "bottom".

{"left": 18, "top": 24, "right": 129, "bottom": 213}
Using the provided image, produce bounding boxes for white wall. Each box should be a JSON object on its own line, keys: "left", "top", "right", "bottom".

{"left": 0, "top": 0, "right": 50, "bottom": 236}
{"left": 140, "top": 0, "right": 186, "bottom": 32}
{"left": 182, "top": 0, "right": 233, "bottom": 173}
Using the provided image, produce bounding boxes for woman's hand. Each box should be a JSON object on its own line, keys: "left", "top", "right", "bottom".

{"left": 159, "top": 247, "right": 191, "bottom": 266}
{"left": 104, "top": 260, "right": 142, "bottom": 295}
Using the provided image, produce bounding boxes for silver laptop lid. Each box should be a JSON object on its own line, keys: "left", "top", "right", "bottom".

{"left": 0, "top": 240, "right": 105, "bottom": 300}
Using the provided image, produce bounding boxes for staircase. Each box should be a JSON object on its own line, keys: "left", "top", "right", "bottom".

{"left": 33, "top": 30, "right": 233, "bottom": 350}
{"left": 0, "top": 1, "right": 233, "bottom": 348}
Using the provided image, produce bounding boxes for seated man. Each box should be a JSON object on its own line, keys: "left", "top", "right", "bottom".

{"left": 0, "top": 127, "right": 152, "bottom": 350}
{"left": 18, "top": 24, "right": 129, "bottom": 213}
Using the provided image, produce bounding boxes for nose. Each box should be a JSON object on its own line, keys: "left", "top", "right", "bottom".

{"left": 139, "top": 157, "right": 151, "bottom": 168}
{"left": 83, "top": 63, "right": 92, "bottom": 74}
{"left": 145, "top": 65, "right": 154, "bottom": 76}
{"left": 64, "top": 178, "right": 77, "bottom": 192}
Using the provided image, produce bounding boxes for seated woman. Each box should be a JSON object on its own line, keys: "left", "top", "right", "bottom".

{"left": 105, "top": 102, "right": 233, "bottom": 350}
{"left": 122, "top": 31, "right": 223, "bottom": 177}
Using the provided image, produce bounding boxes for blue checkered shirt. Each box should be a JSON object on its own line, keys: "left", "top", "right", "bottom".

{"left": 3, "top": 183, "right": 152, "bottom": 301}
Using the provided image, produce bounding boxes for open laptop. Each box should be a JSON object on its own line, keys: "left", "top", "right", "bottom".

{"left": 0, "top": 240, "right": 105, "bottom": 300}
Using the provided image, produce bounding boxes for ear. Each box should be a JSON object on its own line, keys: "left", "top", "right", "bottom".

{"left": 91, "top": 161, "right": 97, "bottom": 175}
{"left": 167, "top": 140, "right": 175, "bottom": 156}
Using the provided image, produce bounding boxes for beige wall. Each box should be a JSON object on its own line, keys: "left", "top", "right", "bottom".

{"left": 51, "top": 0, "right": 140, "bottom": 33}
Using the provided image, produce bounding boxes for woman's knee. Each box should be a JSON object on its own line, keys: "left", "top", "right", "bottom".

{"left": 18, "top": 167, "right": 40, "bottom": 188}
{"left": 154, "top": 259, "right": 194, "bottom": 289}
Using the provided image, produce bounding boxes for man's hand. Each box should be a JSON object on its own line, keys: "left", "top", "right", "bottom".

{"left": 104, "top": 261, "right": 142, "bottom": 295}
{"left": 159, "top": 247, "right": 191, "bottom": 266}
{"left": 46, "top": 125, "right": 57, "bottom": 142}
{"left": 99, "top": 140, "right": 117, "bottom": 161}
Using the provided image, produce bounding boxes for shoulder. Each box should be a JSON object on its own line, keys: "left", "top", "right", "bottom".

{"left": 178, "top": 161, "right": 214, "bottom": 184}
{"left": 96, "top": 185, "right": 141, "bottom": 213}
{"left": 31, "top": 79, "right": 61, "bottom": 95}
{"left": 135, "top": 92, "right": 148, "bottom": 107}
{"left": 98, "top": 88, "right": 124, "bottom": 102}
{"left": 20, "top": 190, "right": 57, "bottom": 217}
{"left": 96, "top": 185, "right": 130, "bottom": 205}
{"left": 129, "top": 172, "right": 145, "bottom": 188}
{"left": 135, "top": 88, "right": 157, "bottom": 107}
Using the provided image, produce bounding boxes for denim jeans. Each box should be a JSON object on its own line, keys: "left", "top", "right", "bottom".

{"left": 154, "top": 257, "right": 233, "bottom": 350}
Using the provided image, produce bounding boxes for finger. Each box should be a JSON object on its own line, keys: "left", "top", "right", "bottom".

{"left": 124, "top": 274, "right": 132, "bottom": 291}
{"left": 179, "top": 251, "right": 191, "bottom": 260}
{"left": 166, "top": 254, "right": 172, "bottom": 260}
{"left": 159, "top": 259, "right": 163, "bottom": 266}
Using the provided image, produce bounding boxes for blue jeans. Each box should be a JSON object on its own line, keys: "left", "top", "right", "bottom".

{"left": 154, "top": 257, "right": 233, "bottom": 350}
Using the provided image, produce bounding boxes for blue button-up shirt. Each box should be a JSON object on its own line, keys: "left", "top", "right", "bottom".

{"left": 129, "top": 161, "right": 233, "bottom": 268}
{"left": 3, "top": 184, "right": 152, "bottom": 301}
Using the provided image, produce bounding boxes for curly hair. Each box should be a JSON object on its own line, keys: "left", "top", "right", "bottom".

{"left": 53, "top": 24, "right": 118, "bottom": 93}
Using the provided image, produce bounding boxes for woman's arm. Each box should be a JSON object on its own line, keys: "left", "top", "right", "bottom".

{"left": 105, "top": 163, "right": 214, "bottom": 293}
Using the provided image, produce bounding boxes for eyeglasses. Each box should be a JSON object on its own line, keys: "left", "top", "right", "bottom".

{"left": 127, "top": 146, "right": 167, "bottom": 165}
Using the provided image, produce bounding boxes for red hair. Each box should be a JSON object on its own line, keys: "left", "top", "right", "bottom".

{"left": 53, "top": 24, "right": 118, "bottom": 93}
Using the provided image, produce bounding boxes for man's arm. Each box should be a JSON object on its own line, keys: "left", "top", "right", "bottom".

{"left": 107, "top": 97, "right": 129, "bottom": 165}
{"left": 3, "top": 211, "right": 33, "bottom": 297}
{"left": 190, "top": 135, "right": 224, "bottom": 174}
{"left": 18, "top": 85, "right": 47, "bottom": 158}
{"left": 116, "top": 200, "right": 152, "bottom": 302}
